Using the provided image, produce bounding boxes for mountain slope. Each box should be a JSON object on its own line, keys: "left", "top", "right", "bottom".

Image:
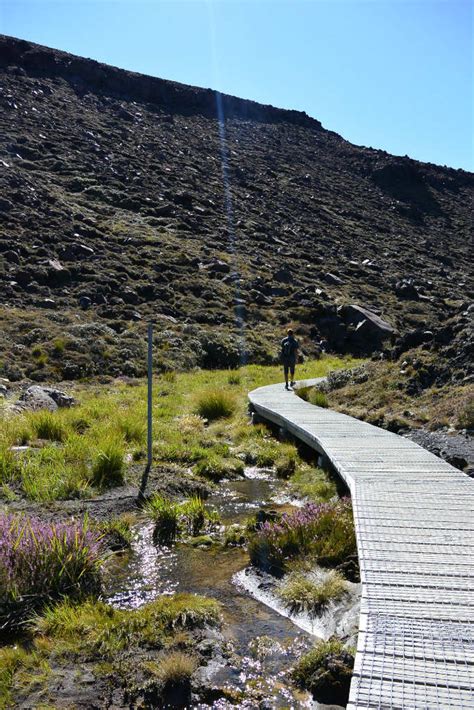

{"left": 0, "top": 34, "right": 473, "bottom": 382}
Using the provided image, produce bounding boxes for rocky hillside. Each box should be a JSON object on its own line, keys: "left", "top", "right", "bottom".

{"left": 1, "top": 34, "right": 473, "bottom": 382}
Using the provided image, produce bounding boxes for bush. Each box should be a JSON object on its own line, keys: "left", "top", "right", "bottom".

{"left": 278, "top": 570, "right": 347, "bottom": 616}
{"left": 248, "top": 498, "right": 356, "bottom": 575}
{"left": 0, "top": 515, "right": 103, "bottom": 626}
{"left": 91, "top": 440, "right": 125, "bottom": 488}
{"left": 194, "top": 389, "right": 237, "bottom": 421}
{"left": 308, "top": 389, "right": 329, "bottom": 408}
{"left": 291, "top": 638, "right": 354, "bottom": 705}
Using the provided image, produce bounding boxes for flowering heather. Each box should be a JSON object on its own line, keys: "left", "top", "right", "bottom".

{"left": 248, "top": 498, "right": 356, "bottom": 574}
{"left": 0, "top": 515, "right": 103, "bottom": 623}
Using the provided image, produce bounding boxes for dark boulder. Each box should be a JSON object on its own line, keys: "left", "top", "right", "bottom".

{"left": 339, "top": 304, "right": 396, "bottom": 346}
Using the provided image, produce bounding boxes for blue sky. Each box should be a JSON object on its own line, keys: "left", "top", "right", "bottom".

{"left": 1, "top": 1, "right": 472, "bottom": 171}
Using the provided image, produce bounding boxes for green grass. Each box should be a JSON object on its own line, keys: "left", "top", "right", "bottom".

{"left": 91, "top": 439, "right": 125, "bottom": 489}
{"left": 0, "top": 646, "right": 50, "bottom": 710}
{"left": 145, "top": 495, "right": 219, "bottom": 543}
{"left": 274, "top": 443, "right": 298, "bottom": 479}
{"left": 0, "top": 594, "right": 220, "bottom": 707}
{"left": 277, "top": 570, "right": 347, "bottom": 616}
{"left": 0, "top": 355, "right": 361, "bottom": 502}
{"left": 291, "top": 638, "right": 354, "bottom": 704}
{"left": 289, "top": 466, "right": 336, "bottom": 501}
{"left": 308, "top": 389, "right": 329, "bottom": 408}
{"left": 29, "top": 411, "right": 66, "bottom": 442}
{"left": 34, "top": 594, "right": 221, "bottom": 658}
{"left": 194, "top": 389, "right": 237, "bottom": 421}
{"left": 96, "top": 514, "right": 134, "bottom": 549}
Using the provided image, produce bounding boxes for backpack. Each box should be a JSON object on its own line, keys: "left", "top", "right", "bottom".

{"left": 281, "top": 337, "right": 294, "bottom": 360}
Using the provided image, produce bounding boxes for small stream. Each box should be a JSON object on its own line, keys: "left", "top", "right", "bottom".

{"left": 103, "top": 469, "right": 348, "bottom": 708}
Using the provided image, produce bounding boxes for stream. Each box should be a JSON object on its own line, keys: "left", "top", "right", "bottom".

{"left": 103, "top": 469, "right": 351, "bottom": 708}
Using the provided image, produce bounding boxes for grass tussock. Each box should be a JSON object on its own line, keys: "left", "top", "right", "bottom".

{"left": 96, "top": 514, "right": 134, "bottom": 549}
{"left": 194, "top": 389, "right": 237, "bottom": 421}
{"left": 308, "top": 389, "right": 329, "bottom": 408}
{"left": 278, "top": 570, "right": 347, "bottom": 616}
{"left": 290, "top": 466, "right": 336, "bottom": 502}
{"left": 458, "top": 397, "right": 474, "bottom": 430}
{"left": 91, "top": 439, "right": 125, "bottom": 488}
{"left": 153, "top": 651, "right": 197, "bottom": 686}
{"left": 145, "top": 495, "right": 219, "bottom": 544}
{"left": 28, "top": 411, "right": 66, "bottom": 442}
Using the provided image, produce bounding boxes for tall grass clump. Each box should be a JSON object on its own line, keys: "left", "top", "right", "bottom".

{"left": 91, "top": 439, "right": 125, "bottom": 488}
{"left": 194, "top": 389, "right": 237, "bottom": 421}
{"left": 194, "top": 454, "right": 244, "bottom": 482}
{"left": 278, "top": 570, "right": 347, "bottom": 616}
{"left": 275, "top": 443, "right": 298, "bottom": 479}
{"left": 290, "top": 467, "right": 336, "bottom": 502}
{"left": 145, "top": 496, "right": 179, "bottom": 544}
{"left": 0, "top": 515, "right": 103, "bottom": 626}
{"left": 0, "top": 446, "right": 18, "bottom": 484}
{"left": 118, "top": 413, "right": 146, "bottom": 443}
{"left": 248, "top": 498, "right": 356, "bottom": 575}
{"left": 458, "top": 397, "right": 474, "bottom": 430}
{"left": 145, "top": 495, "right": 219, "bottom": 543}
{"left": 29, "top": 411, "right": 66, "bottom": 442}
{"left": 308, "top": 389, "right": 329, "bottom": 408}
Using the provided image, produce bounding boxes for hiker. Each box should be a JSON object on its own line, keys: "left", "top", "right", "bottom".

{"left": 281, "top": 329, "right": 299, "bottom": 390}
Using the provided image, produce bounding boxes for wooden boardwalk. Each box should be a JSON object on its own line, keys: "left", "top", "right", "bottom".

{"left": 248, "top": 379, "right": 474, "bottom": 709}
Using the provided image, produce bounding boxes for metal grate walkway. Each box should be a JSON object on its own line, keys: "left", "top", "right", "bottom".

{"left": 248, "top": 379, "right": 474, "bottom": 709}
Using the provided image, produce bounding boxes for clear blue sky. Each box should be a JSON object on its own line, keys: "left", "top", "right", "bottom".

{"left": 1, "top": 0, "right": 472, "bottom": 171}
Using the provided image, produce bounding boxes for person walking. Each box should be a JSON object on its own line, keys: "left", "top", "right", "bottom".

{"left": 281, "top": 328, "right": 299, "bottom": 390}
